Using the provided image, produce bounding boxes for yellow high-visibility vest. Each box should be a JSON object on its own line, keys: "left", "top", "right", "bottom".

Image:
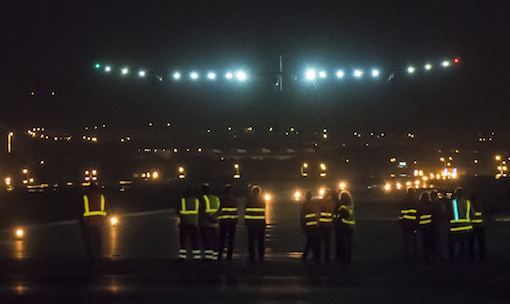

{"left": 305, "top": 213, "right": 318, "bottom": 227}
{"left": 179, "top": 197, "right": 199, "bottom": 226}
{"left": 219, "top": 207, "right": 238, "bottom": 220}
{"left": 450, "top": 199, "right": 473, "bottom": 232}
{"left": 245, "top": 207, "right": 266, "bottom": 220}
{"left": 180, "top": 197, "right": 199, "bottom": 215}
{"left": 83, "top": 194, "right": 106, "bottom": 217}
{"left": 399, "top": 208, "right": 417, "bottom": 221}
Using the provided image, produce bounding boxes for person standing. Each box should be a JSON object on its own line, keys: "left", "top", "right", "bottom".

{"left": 447, "top": 187, "right": 474, "bottom": 261}
{"left": 470, "top": 192, "right": 486, "bottom": 261}
{"left": 218, "top": 184, "right": 238, "bottom": 261}
{"left": 334, "top": 190, "right": 356, "bottom": 263}
{"left": 199, "top": 183, "right": 220, "bottom": 261}
{"left": 430, "top": 190, "right": 448, "bottom": 261}
{"left": 318, "top": 189, "right": 336, "bottom": 264}
{"left": 81, "top": 182, "right": 107, "bottom": 266}
{"left": 300, "top": 191, "right": 320, "bottom": 263}
{"left": 418, "top": 192, "right": 433, "bottom": 261}
{"left": 399, "top": 188, "right": 418, "bottom": 261}
{"left": 177, "top": 187, "right": 201, "bottom": 261}
{"left": 245, "top": 185, "right": 266, "bottom": 262}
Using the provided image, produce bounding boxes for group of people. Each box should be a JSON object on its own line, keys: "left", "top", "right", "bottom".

{"left": 178, "top": 183, "right": 267, "bottom": 262}
{"left": 300, "top": 189, "right": 356, "bottom": 264}
{"left": 79, "top": 182, "right": 485, "bottom": 266}
{"left": 400, "top": 187, "right": 486, "bottom": 262}
{"left": 178, "top": 184, "right": 357, "bottom": 264}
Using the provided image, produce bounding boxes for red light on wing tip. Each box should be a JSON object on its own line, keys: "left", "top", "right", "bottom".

{"left": 454, "top": 58, "right": 460, "bottom": 64}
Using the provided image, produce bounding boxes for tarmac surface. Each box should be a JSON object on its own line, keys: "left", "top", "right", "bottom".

{"left": 1, "top": 189, "right": 510, "bottom": 303}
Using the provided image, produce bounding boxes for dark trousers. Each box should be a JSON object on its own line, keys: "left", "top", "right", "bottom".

{"left": 448, "top": 231, "right": 474, "bottom": 261}
{"left": 247, "top": 224, "right": 265, "bottom": 261}
{"left": 218, "top": 221, "right": 237, "bottom": 260}
{"left": 81, "top": 224, "right": 103, "bottom": 265}
{"left": 200, "top": 227, "right": 218, "bottom": 260}
{"left": 470, "top": 227, "right": 486, "bottom": 261}
{"left": 402, "top": 226, "right": 418, "bottom": 261}
{"left": 420, "top": 227, "right": 434, "bottom": 262}
{"left": 303, "top": 227, "right": 319, "bottom": 262}
{"left": 335, "top": 224, "right": 353, "bottom": 262}
{"left": 179, "top": 224, "right": 200, "bottom": 260}
{"left": 318, "top": 224, "right": 333, "bottom": 263}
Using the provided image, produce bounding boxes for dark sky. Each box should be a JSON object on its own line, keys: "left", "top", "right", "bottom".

{"left": 1, "top": 1, "right": 509, "bottom": 139}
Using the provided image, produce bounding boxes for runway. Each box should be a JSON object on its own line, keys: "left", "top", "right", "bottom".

{"left": 1, "top": 193, "right": 510, "bottom": 303}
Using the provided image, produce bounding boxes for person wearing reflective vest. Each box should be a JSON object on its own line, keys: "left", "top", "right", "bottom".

{"left": 399, "top": 188, "right": 418, "bottom": 261}
{"left": 430, "top": 190, "right": 448, "bottom": 261}
{"left": 469, "top": 192, "right": 485, "bottom": 261}
{"left": 300, "top": 191, "right": 320, "bottom": 263}
{"left": 318, "top": 189, "right": 336, "bottom": 263}
{"left": 177, "top": 187, "right": 201, "bottom": 261}
{"left": 334, "top": 190, "right": 356, "bottom": 263}
{"left": 418, "top": 192, "right": 434, "bottom": 261}
{"left": 447, "top": 187, "right": 474, "bottom": 262}
{"left": 81, "top": 182, "right": 107, "bottom": 266}
{"left": 198, "top": 183, "right": 220, "bottom": 261}
{"left": 245, "top": 185, "right": 266, "bottom": 262}
{"left": 218, "top": 184, "right": 238, "bottom": 261}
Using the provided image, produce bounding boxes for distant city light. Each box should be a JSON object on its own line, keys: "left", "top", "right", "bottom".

{"left": 407, "top": 67, "right": 415, "bottom": 74}
{"left": 336, "top": 70, "right": 345, "bottom": 78}
{"left": 121, "top": 67, "right": 129, "bottom": 75}
{"left": 442, "top": 61, "right": 450, "bottom": 67}
{"left": 190, "top": 72, "right": 199, "bottom": 80}
{"left": 105, "top": 66, "right": 111, "bottom": 72}
{"left": 138, "top": 70, "right": 146, "bottom": 77}
{"left": 371, "top": 69, "right": 380, "bottom": 77}
{"left": 173, "top": 72, "right": 181, "bottom": 80}
{"left": 425, "top": 64, "right": 432, "bottom": 70}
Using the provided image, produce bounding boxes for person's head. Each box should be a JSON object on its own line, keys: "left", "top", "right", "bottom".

{"left": 224, "top": 184, "right": 232, "bottom": 195}
{"left": 251, "top": 185, "right": 261, "bottom": 197}
{"left": 419, "top": 191, "right": 431, "bottom": 204}
{"left": 339, "top": 190, "right": 353, "bottom": 206}
{"left": 406, "top": 188, "right": 416, "bottom": 199}
{"left": 200, "top": 183, "right": 210, "bottom": 195}
{"left": 305, "top": 191, "right": 313, "bottom": 201}
{"left": 455, "top": 187, "right": 464, "bottom": 199}
{"left": 430, "top": 190, "right": 439, "bottom": 201}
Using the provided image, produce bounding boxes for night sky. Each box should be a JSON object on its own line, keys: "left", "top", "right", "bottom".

{"left": 1, "top": 1, "right": 509, "bottom": 140}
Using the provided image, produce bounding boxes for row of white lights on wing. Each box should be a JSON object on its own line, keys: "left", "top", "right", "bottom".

{"left": 94, "top": 64, "right": 249, "bottom": 82}
{"left": 94, "top": 57, "right": 459, "bottom": 82}
{"left": 303, "top": 58, "right": 460, "bottom": 81}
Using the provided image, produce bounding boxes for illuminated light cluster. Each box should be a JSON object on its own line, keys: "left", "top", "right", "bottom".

{"left": 15, "top": 228, "right": 24, "bottom": 239}
{"left": 178, "top": 166, "right": 186, "bottom": 179}
{"left": 141, "top": 171, "right": 159, "bottom": 180}
{"left": 233, "top": 163, "right": 241, "bottom": 179}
